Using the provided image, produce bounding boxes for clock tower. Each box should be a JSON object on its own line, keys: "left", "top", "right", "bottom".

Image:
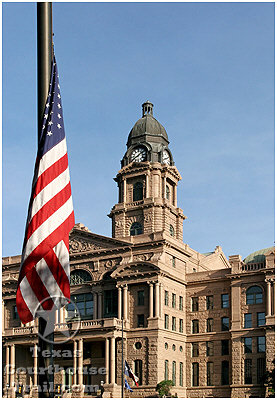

{"left": 109, "top": 101, "right": 186, "bottom": 240}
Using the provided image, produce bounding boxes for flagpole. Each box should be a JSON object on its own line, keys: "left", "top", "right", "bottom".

{"left": 122, "top": 316, "right": 124, "bottom": 398}
{"left": 37, "top": 3, "right": 54, "bottom": 398}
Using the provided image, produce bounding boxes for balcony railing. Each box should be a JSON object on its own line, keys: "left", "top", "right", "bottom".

{"left": 241, "top": 262, "right": 265, "bottom": 272}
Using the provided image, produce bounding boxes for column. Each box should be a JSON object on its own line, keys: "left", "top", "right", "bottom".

{"left": 33, "top": 343, "right": 38, "bottom": 386}
{"left": 55, "top": 309, "right": 59, "bottom": 324}
{"left": 5, "top": 345, "right": 10, "bottom": 386}
{"left": 110, "top": 337, "right": 116, "bottom": 384}
{"left": 10, "top": 344, "right": 15, "bottom": 389}
{"left": 149, "top": 283, "right": 154, "bottom": 318}
{"left": 123, "top": 285, "right": 128, "bottom": 320}
{"left": 159, "top": 283, "right": 163, "bottom": 317}
{"left": 155, "top": 282, "right": 160, "bottom": 317}
{"left": 123, "top": 178, "right": 127, "bottom": 203}
{"left": 163, "top": 177, "right": 166, "bottom": 199}
{"left": 98, "top": 293, "right": 103, "bottom": 319}
{"left": 266, "top": 280, "right": 272, "bottom": 316}
{"left": 78, "top": 339, "right": 83, "bottom": 386}
{"left": 73, "top": 340, "right": 77, "bottom": 385}
{"left": 105, "top": 338, "right": 110, "bottom": 384}
{"left": 146, "top": 173, "right": 149, "bottom": 198}
{"left": 174, "top": 184, "right": 177, "bottom": 206}
{"left": 2, "top": 300, "right": 5, "bottom": 333}
{"left": 272, "top": 281, "right": 275, "bottom": 315}
{"left": 93, "top": 292, "right": 98, "bottom": 320}
{"left": 118, "top": 287, "right": 122, "bottom": 320}
{"left": 59, "top": 307, "right": 64, "bottom": 324}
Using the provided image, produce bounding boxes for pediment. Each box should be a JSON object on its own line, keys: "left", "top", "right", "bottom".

{"left": 69, "top": 223, "right": 131, "bottom": 255}
{"left": 111, "top": 261, "right": 160, "bottom": 279}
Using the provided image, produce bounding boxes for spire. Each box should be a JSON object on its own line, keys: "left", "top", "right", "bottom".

{"left": 142, "top": 101, "right": 153, "bottom": 117}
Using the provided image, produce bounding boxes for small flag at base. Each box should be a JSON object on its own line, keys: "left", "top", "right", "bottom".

{"left": 124, "top": 360, "right": 139, "bottom": 387}
{"left": 16, "top": 55, "right": 75, "bottom": 324}
{"left": 124, "top": 379, "right": 133, "bottom": 393}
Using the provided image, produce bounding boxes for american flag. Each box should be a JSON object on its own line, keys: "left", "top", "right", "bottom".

{"left": 16, "top": 56, "right": 75, "bottom": 324}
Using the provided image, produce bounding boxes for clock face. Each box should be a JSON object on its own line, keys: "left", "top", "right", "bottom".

{"left": 130, "top": 147, "right": 147, "bottom": 162}
{"left": 163, "top": 150, "right": 171, "bottom": 165}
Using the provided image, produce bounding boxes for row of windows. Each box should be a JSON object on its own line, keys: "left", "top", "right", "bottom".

{"left": 190, "top": 286, "right": 263, "bottom": 312}
{"left": 192, "top": 317, "right": 229, "bottom": 333}
{"left": 164, "top": 360, "right": 184, "bottom": 386}
{"left": 132, "top": 182, "right": 173, "bottom": 202}
{"left": 191, "top": 337, "right": 265, "bottom": 357}
{"left": 191, "top": 340, "right": 229, "bottom": 357}
{"left": 165, "top": 292, "right": 183, "bottom": 310}
{"left": 190, "top": 358, "right": 266, "bottom": 387}
{"left": 164, "top": 315, "right": 184, "bottom": 332}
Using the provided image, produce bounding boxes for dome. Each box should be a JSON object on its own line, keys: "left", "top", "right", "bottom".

{"left": 127, "top": 101, "right": 168, "bottom": 146}
{"left": 244, "top": 246, "right": 274, "bottom": 264}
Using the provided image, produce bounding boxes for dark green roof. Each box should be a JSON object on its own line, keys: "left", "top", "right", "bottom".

{"left": 244, "top": 246, "right": 274, "bottom": 264}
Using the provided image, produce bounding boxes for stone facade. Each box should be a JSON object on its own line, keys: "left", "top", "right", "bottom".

{"left": 2, "top": 102, "right": 275, "bottom": 398}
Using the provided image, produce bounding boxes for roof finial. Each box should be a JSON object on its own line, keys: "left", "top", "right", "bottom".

{"left": 142, "top": 101, "right": 153, "bottom": 117}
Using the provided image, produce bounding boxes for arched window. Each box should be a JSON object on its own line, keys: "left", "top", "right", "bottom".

{"left": 70, "top": 270, "right": 92, "bottom": 285}
{"left": 246, "top": 286, "right": 263, "bottom": 304}
{"left": 166, "top": 185, "right": 170, "bottom": 200}
{"left": 164, "top": 360, "right": 169, "bottom": 381}
{"left": 133, "top": 182, "right": 143, "bottom": 201}
{"left": 130, "top": 222, "right": 143, "bottom": 236}
{"left": 172, "top": 361, "right": 176, "bottom": 385}
{"left": 170, "top": 225, "right": 174, "bottom": 237}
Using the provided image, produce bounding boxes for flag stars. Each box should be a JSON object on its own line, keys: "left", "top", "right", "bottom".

{"left": 47, "top": 131, "right": 53, "bottom": 136}
{"left": 57, "top": 113, "right": 62, "bottom": 119}
{"left": 46, "top": 103, "right": 50, "bottom": 108}
{"left": 44, "top": 114, "right": 48, "bottom": 120}
{"left": 48, "top": 121, "right": 53, "bottom": 126}
{"left": 57, "top": 103, "right": 61, "bottom": 109}
{"left": 57, "top": 123, "right": 62, "bottom": 129}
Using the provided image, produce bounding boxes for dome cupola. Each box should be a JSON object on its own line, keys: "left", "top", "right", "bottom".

{"left": 121, "top": 101, "right": 173, "bottom": 167}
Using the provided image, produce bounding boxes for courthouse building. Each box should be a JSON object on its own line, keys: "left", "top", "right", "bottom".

{"left": 2, "top": 101, "right": 275, "bottom": 398}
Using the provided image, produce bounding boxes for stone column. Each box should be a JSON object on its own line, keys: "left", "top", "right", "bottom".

{"left": 118, "top": 287, "right": 122, "bottom": 320}
{"left": 123, "top": 178, "right": 127, "bottom": 203}
{"left": 10, "top": 344, "right": 15, "bottom": 389}
{"left": 78, "top": 339, "right": 83, "bottom": 386}
{"left": 163, "top": 177, "right": 166, "bottom": 199}
{"left": 155, "top": 282, "right": 160, "bottom": 317}
{"left": 60, "top": 306, "right": 64, "bottom": 323}
{"left": 33, "top": 343, "right": 38, "bottom": 386}
{"left": 98, "top": 293, "right": 103, "bottom": 319}
{"left": 2, "top": 300, "right": 5, "bottom": 333}
{"left": 73, "top": 340, "right": 77, "bottom": 385}
{"left": 5, "top": 345, "right": 10, "bottom": 386}
{"left": 149, "top": 283, "right": 154, "bottom": 318}
{"left": 272, "top": 281, "right": 275, "bottom": 315}
{"left": 105, "top": 338, "right": 110, "bottom": 384}
{"left": 174, "top": 185, "right": 177, "bottom": 206}
{"left": 110, "top": 337, "right": 116, "bottom": 384}
{"left": 266, "top": 280, "right": 272, "bottom": 316}
{"left": 146, "top": 173, "right": 149, "bottom": 198}
{"left": 93, "top": 292, "right": 98, "bottom": 320}
{"left": 123, "top": 285, "right": 128, "bottom": 320}
{"left": 159, "top": 283, "right": 163, "bottom": 317}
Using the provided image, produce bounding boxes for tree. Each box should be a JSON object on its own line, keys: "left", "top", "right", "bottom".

{"left": 156, "top": 380, "right": 174, "bottom": 398}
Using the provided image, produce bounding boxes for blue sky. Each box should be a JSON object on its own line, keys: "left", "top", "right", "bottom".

{"left": 2, "top": 2, "right": 275, "bottom": 260}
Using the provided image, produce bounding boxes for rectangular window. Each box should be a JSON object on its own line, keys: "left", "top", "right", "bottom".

{"left": 172, "top": 256, "right": 176, "bottom": 268}
{"left": 192, "top": 343, "right": 199, "bottom": 357}
{"left": 137, "top": 314, "right": 144, "bottom": 328}
{"left": 221, "top": 317, "right": 229, "bottom": 331}
{"left": 179, "top": 296, "right": 183, "bottom": 311}
{"left": 165, "top": 291, "right": 169, "bottom": 306}
{"left": 207, "top": 362, "right": 214, "bottom": 386}
{"left": 221, "top": 294, "right": 229, "bottom": 308}
{"left": 192, "top": 297, "right": 199, "bottom": 312}
{"left": 103, "top": 290, "right": 118, "bottom": 317}
{"left": 221, "top": 361, "right": 229, "bottom": 385}
{"left": 257, "top": 358, "right": 266, "bottom": 383}
{"left": 137, "top": 290, "right": 145, "bottom": 306}
{"left": 164, "top": 360, "right": 169, "bottom": 381}
{"left": 244, "top": 313, "right": 252, "bottom": 328}
{"left": 134, "top": 360, "right": 142, "bottom": 385}
{"left": 192, "top": 363, "right": 199, "bottom": 387}
{"left": 206, "top": 295, "right": 213, "bottom": 310}
{"left": 207, "top": 318, "right": 213, "bottom": 332}
{"left": 172, "top": 293, "right": 176, "bottom": 308}
{"left": 192, "top": 320, "right": 199, "bottom": 334}
{"left": 221, "top": 340, "right": 229, "bottom": 356}
{"left": 244, "top": 337, "right": 252, "bottom": 353}
{"left": 164, "top": 314, "right": 169, "bottom": 329}
{"left": 172, "top": 361, "right": 176, "bottom": 385}
{"left": 179, "top": 319, "right": 183, "bottom": 333}
{"left": 69, "top": 293, "right": 94, "bottom": 318}
{"left": 172, "top": 316, "right": 176, "bottom": 331}
{"left": 179, "top": 362, "right": 183, "bottom": 387}
{"left": 257, "top": 336, "right": 265, "bottom": 353}
{"left": 244, "top": 359, "right": 252, "bottom": 384}
{"left": 206, "top": 341, "right": 214, "bottom": 356}
{"left": 13, "top": 305, "right": 19, "bottom": 320}
{"left": 257, "top": 312, "right": 265, "bottom": 327}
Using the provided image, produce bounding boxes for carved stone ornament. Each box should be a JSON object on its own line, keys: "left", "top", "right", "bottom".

{"left": 69, "top": 238, "right": 102, "bottom": 254}
{"left": 133, "top": 253, "right": 153, "bottom": 262}
{"left": 115, "top": 220, "right": 124, "bottom": 228}
{"left": 144, "top": 214, "right": 152, "bottom": 222}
